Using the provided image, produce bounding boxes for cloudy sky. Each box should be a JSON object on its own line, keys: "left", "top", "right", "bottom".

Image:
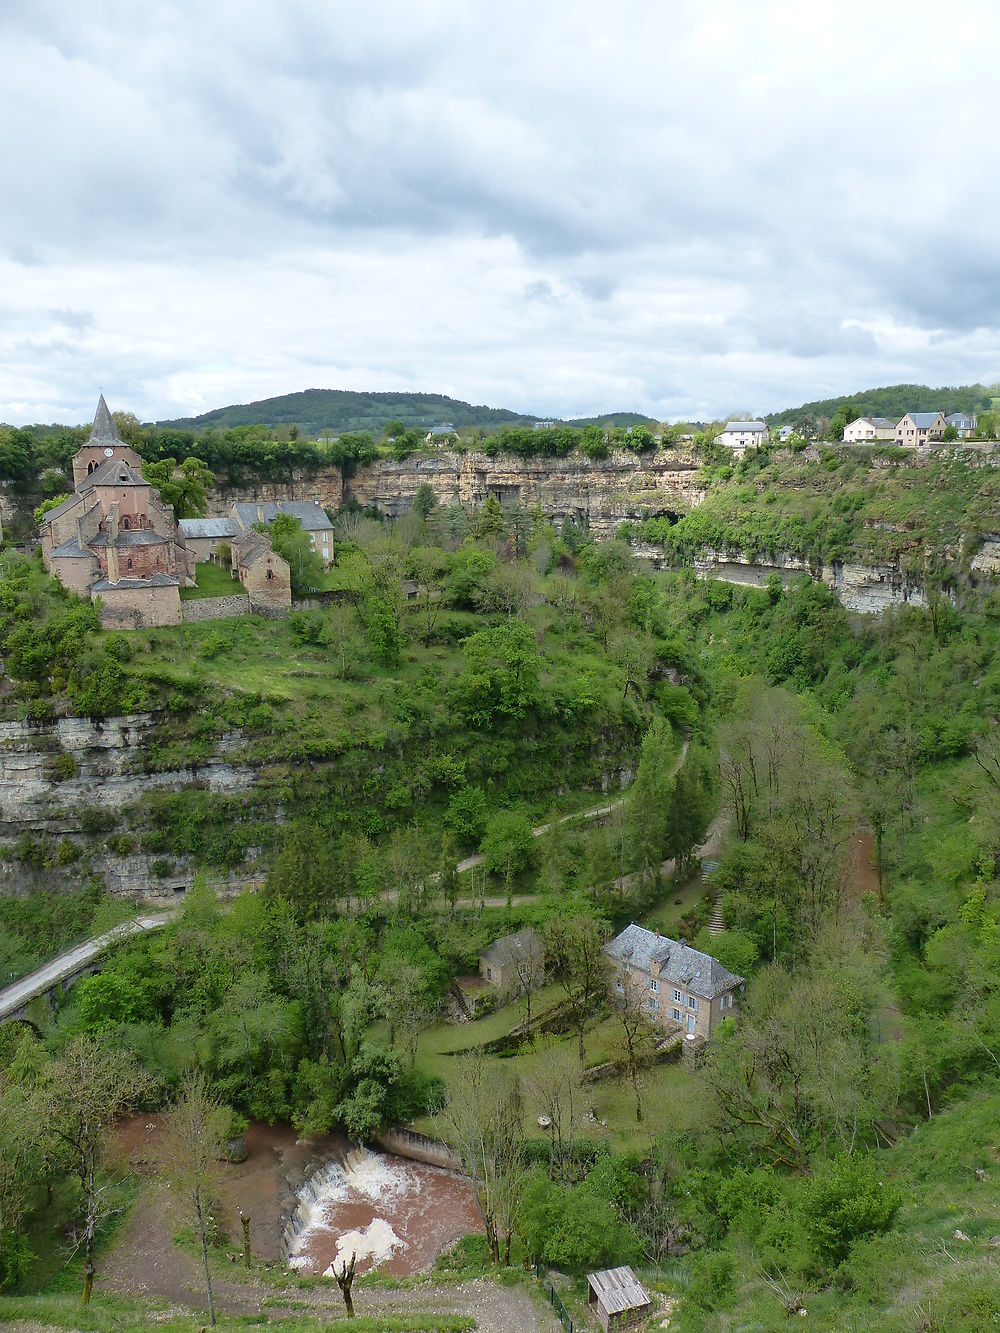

{"left": 1, "top": 1, "right": 998, "bottom": 426}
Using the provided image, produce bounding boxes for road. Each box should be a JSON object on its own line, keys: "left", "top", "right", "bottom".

{"left": 0, "top": 914, "right": 171, "bottom": 1021}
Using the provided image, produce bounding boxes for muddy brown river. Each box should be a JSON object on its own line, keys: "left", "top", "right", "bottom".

{"left": 115, "top": 1118, "right": 483, "bottom": 1278}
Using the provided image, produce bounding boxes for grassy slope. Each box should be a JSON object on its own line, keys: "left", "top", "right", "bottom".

{"left": 765, "top": 381, "right": 996, "bottom": 427}
{"left": 178, "top": 561, "right": 240, "bottom": 600}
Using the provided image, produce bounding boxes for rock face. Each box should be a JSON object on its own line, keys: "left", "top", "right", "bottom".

{"left": 633, "top": 544, "right": 932, "bottom": 613}
{"left": 0, "top": 714, "right": 260, "bottom": 905}
{"left": 205, "top": 466, "right": 344, "bottom": 516}
{"left": 347, "top": 449, "right": 705, "bottom": 537}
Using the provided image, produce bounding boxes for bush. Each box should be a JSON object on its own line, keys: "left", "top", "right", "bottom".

{"left": 444, "top": 786, "right": 489, "bottom": 845}
{"left": 686, "top": 1251, "right": 735, "bottom": 1311}
{"left": 800, "top": 1154, "right": 900, "bottom": 1267}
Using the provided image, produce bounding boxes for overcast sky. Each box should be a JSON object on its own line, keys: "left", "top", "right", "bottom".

{"left": 1, "top": 1, "right": 999, "bottom": 426}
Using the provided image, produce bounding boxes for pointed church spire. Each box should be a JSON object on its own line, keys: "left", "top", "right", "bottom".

{"left": 89, "top": 394, "right": 122, "bottom": 446}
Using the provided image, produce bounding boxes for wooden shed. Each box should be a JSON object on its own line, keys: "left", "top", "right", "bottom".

{"left": 586, "top": 1266, "right": 651, "bottom": 1331}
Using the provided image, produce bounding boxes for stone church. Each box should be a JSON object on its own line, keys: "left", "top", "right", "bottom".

{"left": 39, "top": 396, "right": 196, "bottom": 627}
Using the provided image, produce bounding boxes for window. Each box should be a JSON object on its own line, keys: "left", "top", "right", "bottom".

{"left": 487, "top": 967, "right": 492, "bottom": 980}
{"left": 266, "top": 569, "right": 273, "bottom": 580}
{"left": 615, "top": 980, "right": 624, "bottom": 993}
{"left": 672, "top": 988, "right": 682, "bottom": 1003}
{"left": 126, "top": 559, "right": 132, "bottom": 570}
{"left": 650, "top": 979, "right": 658, "bottom": 992}
{"left": 122, "top": 516, "right": 130, "bottom": 529}
{"left": 647, "top": 997, "right": 658, "bottom": 1011}
{"left": 671, "top": 1007, "right": 681, "bottom": 1022}
{"left": 687, "top": 996, "right": 699, "bottom": 1012}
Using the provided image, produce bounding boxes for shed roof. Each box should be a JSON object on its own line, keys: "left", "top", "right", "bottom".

{"left": 587, "top": 1267, "right": 651, "bottom": 1316}
{"left": 604, "top": 923, "right": 743, "bottom": 1000}
{"left": 49, "top": 538, "right": 93, "bottom": 558}
{"left": 39, "top": 492, "right": 83, "bottom": 525}
{"left": 90, "top": 529, "right": 168, "bottom": 547}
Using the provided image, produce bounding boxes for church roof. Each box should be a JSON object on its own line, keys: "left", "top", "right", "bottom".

{"left": 49, "top": 538, "right": 93, "bottom": 558}
{"left": 91, "top": 573, "right": 180, "bottom": 591}
{"left": 89, "top": 529, "right": 168, "bottom": 547}
{"left": 38, "top": 492, "right": 83, "bottom": 525}
{"left": 89, "top": 395, "right": 123, "bottom": 447}
{"left": 84, "top": 458, "right": 148, "bottom": 488}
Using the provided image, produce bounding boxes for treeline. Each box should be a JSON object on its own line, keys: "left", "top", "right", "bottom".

{"left": 767, "top": 380, "right": 997, "bottom": 429}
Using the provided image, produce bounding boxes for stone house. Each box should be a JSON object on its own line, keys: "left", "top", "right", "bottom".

{"left": 896, "top": 411, "right": 947, "bottom": 448}
{"left": 603, "top": 922, "right": 743, "bottom": 1040}
{"left": 716, "top": 420, "right": 767, "bottom": 455}
{"left": 230, "top": 531, "right": 291, "bottom": 615}
{"left": 176, "top": 516, "right": 241, "bottom": 563}
{"left": 232, "top": 500, "right": 335, "bottom": 565}
{"left": 40, "top": 396, "right": 195, "bottom": 628}
{"left": 479, "top": 927, "right": 545, "bottom": 995}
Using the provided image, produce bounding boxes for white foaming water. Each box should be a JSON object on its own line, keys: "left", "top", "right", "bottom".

{"left": 322, "top": 1218, "right": 406, "bottom": 1273}
{"left": 344, "top": 1146, "right": 418, "bottom": 1202}
{"left": 285, "top": 1147, "right": 415, "bottom": 1272}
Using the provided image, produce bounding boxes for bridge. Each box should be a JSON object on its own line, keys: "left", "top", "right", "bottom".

{"left": 0, "top": 914, "right": 171, "bottom": 1027}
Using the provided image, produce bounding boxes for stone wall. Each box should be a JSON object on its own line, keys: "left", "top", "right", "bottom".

{"left": 347, "top": 448, "right": 705, "bottom": 538}
{"left": 94, "top": 582, "right": 182, "bottom": 628}
{"left": 181, "top": 593, "right": 251, "bottom": 622}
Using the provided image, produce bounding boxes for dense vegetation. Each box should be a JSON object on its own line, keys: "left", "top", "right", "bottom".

{"left": 159, "top": 388, "right": 541, "bottom": 435}
{"left": 767, "top": 380, "right": 998, "bottom": 431}
{"left": 627, "top": 442, "right": 1000, "bottom": 580}
{"left": 3, "top": 455, "right": 1000, "bottom": 1327}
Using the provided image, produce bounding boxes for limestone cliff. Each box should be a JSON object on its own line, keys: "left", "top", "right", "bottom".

{"left": 204, "top": 465, "right": 344, "bottom": 516}
{"left": 347, "top": 448, "right": 705, "bottom": 537}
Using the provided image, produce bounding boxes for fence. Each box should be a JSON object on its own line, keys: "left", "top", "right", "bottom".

{"left": 536, "top": 1263, "right": 573, "bottom": 1333}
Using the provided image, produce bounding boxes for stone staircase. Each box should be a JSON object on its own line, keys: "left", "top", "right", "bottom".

{"left": 703, "top": 858, "right": 725, "bottom": 936}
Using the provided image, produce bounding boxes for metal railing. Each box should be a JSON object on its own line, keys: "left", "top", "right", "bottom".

{"left": 535, "top": 1263, "right": 573, "bottom": 1333}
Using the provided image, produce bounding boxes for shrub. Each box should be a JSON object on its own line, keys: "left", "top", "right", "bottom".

{"left": 444, "top": 786, "right": 489, "bottom": 845}
{"left": 800, "top": 1154, "right": 901, "bottom": 1267}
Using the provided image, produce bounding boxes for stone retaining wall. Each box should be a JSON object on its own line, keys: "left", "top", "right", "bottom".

{"left": 373, "top": 1127, "right": 463, "bottom": 1173}
{"left": 181, "top": 593, "right": 251, "bottom": 622}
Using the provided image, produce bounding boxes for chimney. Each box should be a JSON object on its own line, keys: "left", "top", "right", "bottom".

{"left": 654, "top": 928, "right": 660, "bottom": 937}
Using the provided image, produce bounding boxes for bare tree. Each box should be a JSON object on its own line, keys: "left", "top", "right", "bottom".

{"left": 435, "top": 1058, "right": 526, "bottom": 1265}
{"left": 159, "top": 1071, "right": 229, "bottom": 1326}
{"left": 334, "top": 1250, "right": 357, "bottom": 1317}
{"left": 544, "top": 914, "right": 607, "bottom": 1065}
{"left": 608, "top": 958, "right": 659, "bottom": 1123}
{"left": 525, "top": 1044, "right": 585, "bottom": 1181}
{"left": 46, "top": 1036, "right": 154, "bottom": 1305}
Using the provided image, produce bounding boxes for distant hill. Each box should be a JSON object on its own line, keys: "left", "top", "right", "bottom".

{"left": 159, "top": 389, "right": 543, "bottom": 435}
{"left": 566, "top": 411, "right": 659, "bottom": 429}
{"left": 767, "top": 382, "right": 998, "bottom": 428}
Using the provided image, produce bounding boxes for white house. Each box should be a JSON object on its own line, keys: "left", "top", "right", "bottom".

{"left": 896, "top": 412, "right": 947, "bottom": 448}
{"left": 717, "top": 420, "right": 767, "bottom": 455}
{"left": 843, "top": 416, "right": 896, "bottom": 443}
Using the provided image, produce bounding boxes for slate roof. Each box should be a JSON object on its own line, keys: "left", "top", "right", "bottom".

{"left": 232, "top": 531, "right": 273, "bottom": 565}
{"left": 481, "top": 927, "right": 543, "bottom": 969}
{"left": 945, "top": 412, "right": 975, "bottom": 427}
{"left": 84, "top": 458, "right": 148, "bottom": 488}
{"left": 901, "top": 412, "right": 944, "bottom": 429}
{"left": 91, "top": 573, "right": 180, "bottom": 590}
{"left": 39, "top": 492, "right": 84, "bottom": 525}
{"left": 179, "top": 516, "right": 238, "bottom": 539}
{"left": 604, "top": 923, "right": 744, "bottom": 1000}
{"left": 89, "top": 529, "right": 167, "bottom": 547}
{"left": 233, "top": 500, "right": 333, "bottom": 533}
{"left": 89, "top": 395, "right": 123, "bottom": 447}
{"left": 723, "top": 420, "right": 767, "bottom": 433}
{"left": 49, "top": 538, "right": 93, "bottom": 558}
{"left": 870, "top": 417, "right": 896, "bottom": 429}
